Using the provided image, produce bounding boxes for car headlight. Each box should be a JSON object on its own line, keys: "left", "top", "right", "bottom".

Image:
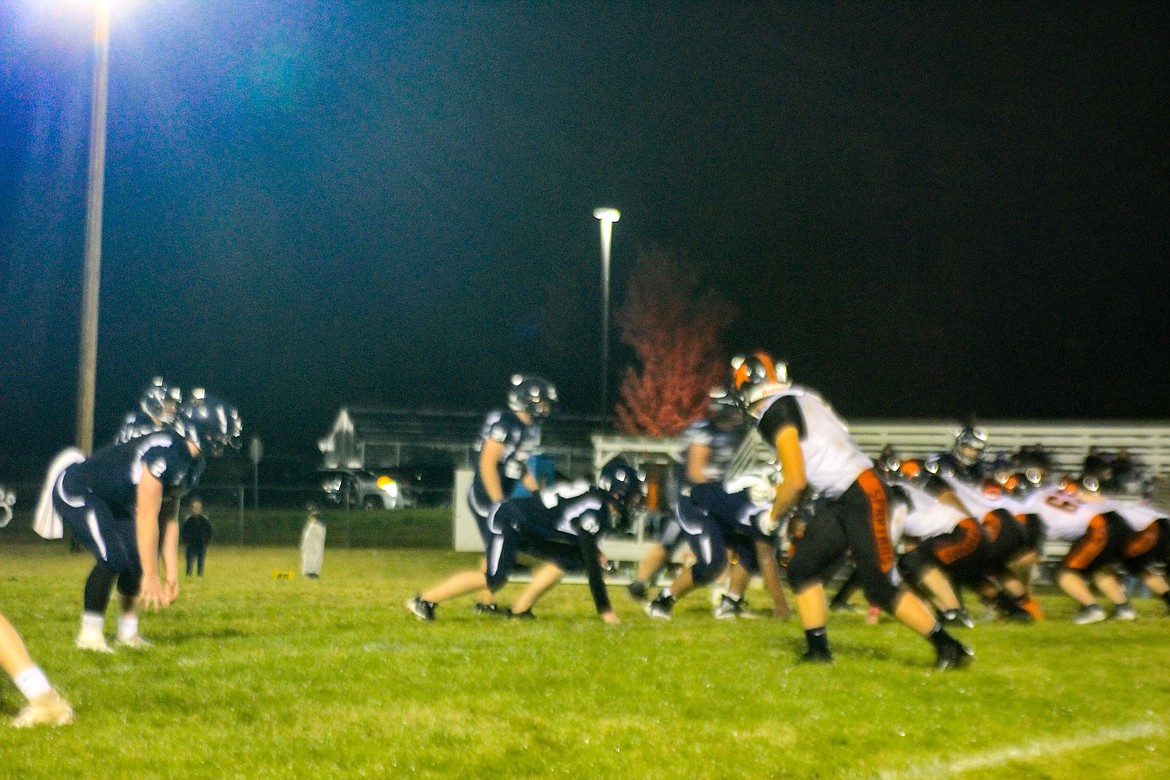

{"left": 377, "top": 476, "right": 398, "bottom": 498}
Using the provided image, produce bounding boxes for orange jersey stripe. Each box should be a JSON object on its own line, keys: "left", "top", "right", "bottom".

{"left": 1064, "top": 514, "right": 1108, "bottom": 570}
{"left": 858, "top": 469, "right": 895, "bottom": 573}
{"left": 934, "top": 517, "right": 983, "bottom": 566}
{"left": 1124, "top": 523, "right": 1160, "bottom": 559}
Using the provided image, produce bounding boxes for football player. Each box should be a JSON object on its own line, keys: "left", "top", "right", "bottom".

{"left": 466, "top": 375, "right": 557, "bottom": 614}
{"left": 634, "top": 386, "right": 790, "bottom": 620}
{"left": 1028, "top": 479, "right": 1133, "bottom": 623}
{"left": 408, "top": 457, "right": 644, "bottom": 624}
{"left": 939, "top": 473, "right": 1045, "bottom": 621}
{"left": 1113, "top": 500, "right": 1170, "bottom": 614}
{"left": 732, "top": 352, "right": 972, "bottom": 669}
{"left": 1, "top": 613, "right": 73, "bottom": 727}
{"left": 924, "top": 426, "right": 992, "bottom": 486}
{"left": 49, "top": 391, "right": 241, "bottom": 652}
{"left": 113, "top": 377, "right": 182, "bottom": 444}
{"left": 885, "top": 479, "right": 980, "bottom": 628}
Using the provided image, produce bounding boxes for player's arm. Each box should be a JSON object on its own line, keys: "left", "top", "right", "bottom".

{"left": 686, "top": 443, "right": 711, "bottom": 485}
{"left": 771, "top": 426, "right": 807, "bottom": 521}
{"left": 573, "top": 519, "right": 618, "bottom": 623}
{"left": 159, "top": 496, "right": 181, "bottom": 602}
{"left": 754, "top": 537, "right": 791, "bottom": 619}
{"left": 135, "top": 469, "right": 168, "bottom": 610}
{"left": 520, "top": 468, "right": 539, "bottom": 493}
{"left": 478, "top": 439, "right": 507, "bottom": 503}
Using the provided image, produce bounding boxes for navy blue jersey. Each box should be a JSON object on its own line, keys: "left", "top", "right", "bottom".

{"left": 472, "top": 409, "right": 542, "bottom": 499}
{"left": 113, "top": 411, "right": 164, "bottom": 445}
{"left": 489, "top": 481, "right": 614, "bottom": 613}
{"left": 513, "top": 481, "right": 613, "bottom": 543}
{"left": 678, "top": 418, "right": 747, "bottom": 486}
{"left": 69, "top": 431, "right": 205, "bottom": 512}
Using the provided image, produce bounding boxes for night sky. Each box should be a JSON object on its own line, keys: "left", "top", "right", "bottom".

{"left": 2, "top": 2, "right": 1168, "bottom": 478}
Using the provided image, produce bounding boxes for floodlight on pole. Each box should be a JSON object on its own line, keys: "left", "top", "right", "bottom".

{"left": 76, "top": 0, "right": 112, "bottom": 454}
{"left": 593, "top": 207, "right": 620, "bottom": 421}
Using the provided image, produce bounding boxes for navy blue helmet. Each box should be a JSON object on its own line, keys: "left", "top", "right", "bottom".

{"left": 140, "top": 377, "right": 182, "bottom": 424}
{"left": 177, "top": 389, "right": 242, "bottom": 457}
{"left": 507, "top": 374, "right": 557, "bottom": 420}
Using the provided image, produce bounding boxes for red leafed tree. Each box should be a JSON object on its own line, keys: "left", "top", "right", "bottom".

{"left": 614, "top": 248, "right": 737, "bottom": 436}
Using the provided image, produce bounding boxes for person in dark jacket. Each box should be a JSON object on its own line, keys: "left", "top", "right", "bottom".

{"left": 181, "top": 498, "right": 213, "bottom": 577}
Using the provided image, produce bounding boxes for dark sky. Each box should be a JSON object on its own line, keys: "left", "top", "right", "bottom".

{"left": 2, "top": 2, "right": 1168, "bottom": 478}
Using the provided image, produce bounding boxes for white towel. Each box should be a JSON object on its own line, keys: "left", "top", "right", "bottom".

{"left": 33, "top": 448, "right": 85, "bottom": 540}
{"left": 0, "top": 485, "right": 15, "bottom": 528}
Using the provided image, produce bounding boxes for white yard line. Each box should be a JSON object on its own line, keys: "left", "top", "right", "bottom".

{"left": 880, "top": 720, "right": 1165, "bottom": 780}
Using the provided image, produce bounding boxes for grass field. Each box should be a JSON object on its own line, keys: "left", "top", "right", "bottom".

{"left": 2, "top": 516, "right": 1169, "bottom": 778}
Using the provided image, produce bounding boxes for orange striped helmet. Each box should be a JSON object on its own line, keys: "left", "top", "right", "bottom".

{"left": 731, "top": 351, "right": 789, "bottom": 407}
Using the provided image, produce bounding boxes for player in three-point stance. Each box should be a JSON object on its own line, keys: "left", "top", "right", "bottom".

{"left": 732, "top": 352, "right": 973, "bottom": 669}
{"left": 48, "top": 391, "right": 241, "bottom": 653}
{"left": 408, "top": 457, "right": 645, "bottom": 623}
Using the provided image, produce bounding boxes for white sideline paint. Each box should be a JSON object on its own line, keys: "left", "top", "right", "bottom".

{"left": 880, "top": 720, "right": 1164, "bottom": 780}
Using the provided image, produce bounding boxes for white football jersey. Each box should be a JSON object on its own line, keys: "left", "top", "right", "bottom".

{"left": 1105, "top": 499, "right": 1167, "bottom": 533}
{"left": 754, "top": 386, "right": 873, "bottom": 498}
{"left": 943, "top": 475, "right": 1032, "bottom": 518}
{"left": 890, "top": 482, "right": 965, "bottom": 545}
{"left": 1031, "top": 487, "right": 1106, "bottom": 542}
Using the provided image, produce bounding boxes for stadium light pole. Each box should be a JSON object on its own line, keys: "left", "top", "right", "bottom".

{"left": 593, "top": 207, "right": 620, "bottom": 422}
{"left": 76, "top": 0, "right": 112, "bottom": 454}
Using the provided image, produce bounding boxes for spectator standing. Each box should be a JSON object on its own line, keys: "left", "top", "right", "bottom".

{"left": 181, "top": 498, "right": 213, "bottom": 577}
{"left": 301, "top": 504, "right": 326, "bottom": 579}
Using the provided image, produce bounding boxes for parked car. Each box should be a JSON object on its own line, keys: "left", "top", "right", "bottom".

{"left": 319, "top": 469, "right": 415, "bottom": 510}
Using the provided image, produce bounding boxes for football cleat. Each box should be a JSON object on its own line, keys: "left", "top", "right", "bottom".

{"left": 1073, "top": 604, "right": 1107, "bottom": 625}
{"left": 75, "top": 629, "right": 114, "bottom": 654}
{"left": 941, "top": 608, "right": 975, "bottom": 629}
{"left": 934, "top": 637, "right": 975, "bottom": 671}
{"left": 644, "top": 591, "right": 675, "bottom": 620}
{"left": 116, "top": 633, "right": 152, "bottom": 650}
{"left": 507, "top": 609, "right": 536, "bottom": 620}
{"left": 11, "top": 689, "right": 74, "bottom": 728}
{"left": 713, "top": 594, "right": 743, "bottom": 619}
{"left": 406, "top": 595, "right": 436, "bottom": 621}
{"left": 473, "top": 602, "right": 506, "bottom": 617}
{"left": 1112, "top": 603, "right": 1138, "bottom": 622}
{"left": 626, "top": 580, "right": 650, "bottom": 603}
{"left": 799, "top": 647, "right": 834, "bottom": 664}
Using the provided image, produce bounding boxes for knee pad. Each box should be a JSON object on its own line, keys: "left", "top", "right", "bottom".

{"left": 689, "top": 551, "right": 727, "bottom": 587}
{"left": 116, "top": 569, "right": 143, "bottom": 597}
{"left": 898, "top": 547, "right": 930, "bottom": 585}
{"left": 858, "top": 569, "right": 900, "bottom": 613}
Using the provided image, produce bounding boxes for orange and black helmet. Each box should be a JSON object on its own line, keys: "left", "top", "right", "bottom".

{"left": 731, "top": 351, "right": 789, "bottom": 406}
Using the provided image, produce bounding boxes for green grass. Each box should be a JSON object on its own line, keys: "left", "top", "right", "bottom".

{"left": 1, "top": 540, "right": 1168, "bottom": 778}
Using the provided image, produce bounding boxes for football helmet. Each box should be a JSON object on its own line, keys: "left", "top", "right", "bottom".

{"left": 899, "top": 458, "right": 925, "bottom": 480}
{"left": 177, "top": 389, "right": 242, "bottom": 457}
{"left": 730, "top": 351, "right": 790, "bottom": 409}
{"left": 140, "top": 377, "right": 182, "bottom": 424}
{"left": 507, "top": 374, "right": 557, "bottom": 420}
{"left": 875, "top": 445, "right": 901, "bottom": 475}
{"left": 706, "top": 384, "right": 744, "bottom": 428}
{"left": 952, "top": 426, "right": 988, "bottom": 466}
{"left": 597, "top": 456, "right": 646, "bottom": 528}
